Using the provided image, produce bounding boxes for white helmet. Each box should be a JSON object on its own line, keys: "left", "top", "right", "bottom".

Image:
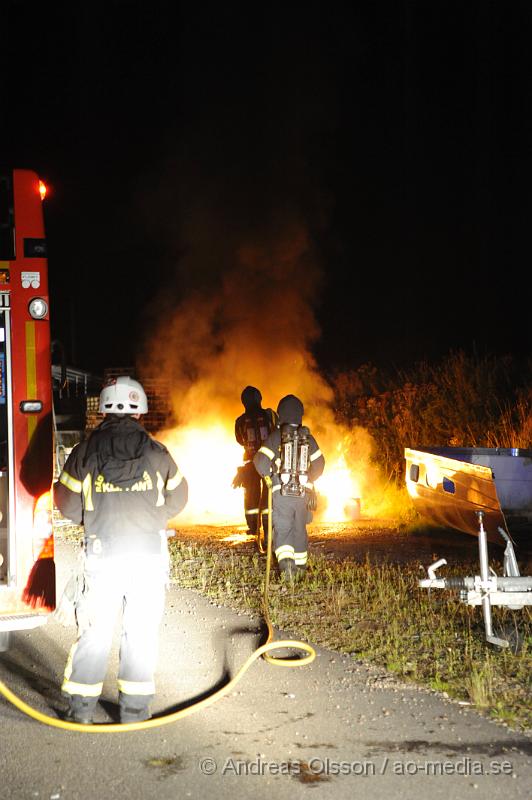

{"left": 99, "top": 376, "right": 148, "bottom": 414}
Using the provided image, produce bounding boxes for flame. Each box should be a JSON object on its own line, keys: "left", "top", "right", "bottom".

{"left": 315, "top": 449, "right": 361, "bottom": 523}
{"left": 161, "top": 420, "right": 362, "bottom": 526}
{"left": 162, "top": 423, "right": 245, "bottom": 525}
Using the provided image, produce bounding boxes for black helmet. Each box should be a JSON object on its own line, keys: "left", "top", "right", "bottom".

{"left": 241, "top": 386, "right": 262, "bottom": 410}
{"left": 277, "top": 394, "right": 304, "bottom": 424}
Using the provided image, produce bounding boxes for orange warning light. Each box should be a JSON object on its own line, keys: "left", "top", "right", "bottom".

{"left": 38, "top": 180, "right": 47, "bottom": 201}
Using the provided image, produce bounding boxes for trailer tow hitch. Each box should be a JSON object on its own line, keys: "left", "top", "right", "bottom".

{"left": 419, "top": 512, "right": 532, "bottom": 649}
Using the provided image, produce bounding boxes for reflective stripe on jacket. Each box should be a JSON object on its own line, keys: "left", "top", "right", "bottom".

{"left": 54, "top": 417, "right": 187, "bottom": 555}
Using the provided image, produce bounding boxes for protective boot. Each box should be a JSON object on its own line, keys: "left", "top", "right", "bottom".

{"left": 64, "top": 694, "right": 97, "bottom": 724}
{"left": 119, "top": 692, "right": 152, "bottom": 724}
{"left": 295, "top": 564, "right": 307, "bottom": 579}
{"left": 278, "top": 558, "right": 296, "bottom": 580}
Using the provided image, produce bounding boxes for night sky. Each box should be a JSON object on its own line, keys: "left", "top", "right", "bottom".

{"left": 7, "top": 1, "right": 532, "bottom": 376}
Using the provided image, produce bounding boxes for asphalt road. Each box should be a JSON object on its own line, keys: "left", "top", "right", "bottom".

{"left": 0, "top": 535, "right": 531, "bottom": 800}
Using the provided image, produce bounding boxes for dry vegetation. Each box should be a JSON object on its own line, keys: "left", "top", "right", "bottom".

{"left": 331, "top": 350, "right": 532, "bottom": 480}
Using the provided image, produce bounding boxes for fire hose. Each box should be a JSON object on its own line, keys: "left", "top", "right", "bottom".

{"left": 0, "top": 476, "right": 315, "bottom": 732}
{"left": 256, "top": 479, "right": 267, "bottom": 555}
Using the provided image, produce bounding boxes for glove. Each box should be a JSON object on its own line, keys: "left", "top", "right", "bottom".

{"left": 305, "top": 487, "right": 318, "bottom": 512}
{"left": 232, "top": 462, "right": 256, "bottom": 489}
{"left": 53, "top": 570, "right": 86, "bottom": 627}
{"left": 53, "top": 547, "right": 86, "bottom": 626}
{"left": 232, "top": 466, "right": 246, "bottom": 489}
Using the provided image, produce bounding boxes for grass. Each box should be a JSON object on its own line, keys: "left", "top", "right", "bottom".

{"left": 167, "top": 536, "right": 532, "bottom": 732}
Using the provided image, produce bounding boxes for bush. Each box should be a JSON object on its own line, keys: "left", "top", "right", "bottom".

{"left": 331, "top": 351, "right": 532, "bottom": 481}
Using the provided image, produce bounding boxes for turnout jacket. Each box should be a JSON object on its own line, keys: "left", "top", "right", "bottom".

{"left": 55, "top": 416, "right": 188, "bottom": 556}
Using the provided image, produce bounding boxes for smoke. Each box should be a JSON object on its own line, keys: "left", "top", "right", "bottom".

{"left": 131, "top": 13, "right": 409, "bottom": 522}
{"left": 140, "top": 216, "right": 333, "bottom": 424}
{"left": 133, "top": 6, "right": 340, "bottom": 411}
{"left": 136, "top": 158, "right": 418, "bottom": 522}
{"left": 134, "top": 141, "right": 410, "bottom": 522}
{"left": 136, "top": 200, "right": 409, "bottom": 523}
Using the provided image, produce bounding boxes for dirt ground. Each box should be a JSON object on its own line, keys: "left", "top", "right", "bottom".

{"left": 57, "top": 509, "right": 532, "bottom": 572}
{"left": 169, "top": 517, "right": 532, "bottom": 572}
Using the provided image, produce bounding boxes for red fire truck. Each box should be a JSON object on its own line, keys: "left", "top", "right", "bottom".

{"left": 0, "top": 169, "right": 55, "bottom": 649}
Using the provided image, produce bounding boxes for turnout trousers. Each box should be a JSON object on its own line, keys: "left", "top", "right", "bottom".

{"left": 62, "top": 551, "right": 167, "bottom": 720}
{"left": 243, "top": 469, "right": 269, "bottom": 535}
{"left": 271, "top": 491, "right": 309, "bottom": 568}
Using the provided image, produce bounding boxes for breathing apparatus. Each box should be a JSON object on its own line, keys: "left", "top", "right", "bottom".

{"left": 242, "top": 415, "right": 271, "bottom": 460}
{"left": 279, "top": 424, "right": 310, "bottom": 497}
{"left": 239, "top": 386, "right": 273, "bottom": 461}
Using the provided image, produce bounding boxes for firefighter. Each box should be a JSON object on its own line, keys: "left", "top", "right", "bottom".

{"left": 233, "top": 386, "right": 277, "bottom": 535}
{"left": 253, "top": 394, "right": 325, "bottom": 579}
{"left": 54, "top": 376, "right": 188, "bottom": 724}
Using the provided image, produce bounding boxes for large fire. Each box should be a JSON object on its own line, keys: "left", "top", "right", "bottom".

{"left": 138, "top": 221, "right": 376, "bottom": 527}
{"left": 162, "top": 424, "right": 244, "bottom": 525}
{"left": 161, "top": 421, "right": 362, "bottom": 525}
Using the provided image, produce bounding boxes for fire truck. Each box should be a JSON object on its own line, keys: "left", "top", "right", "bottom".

{"left": 0, "top": 169, "right": 55, "bottom": 649}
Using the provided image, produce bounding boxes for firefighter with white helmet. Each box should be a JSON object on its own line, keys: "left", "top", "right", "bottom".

{"left": 98, "top": 375, "right": 149, "bottom": 414}
{"left": 253, "top": 395, "right": 325, "bottom": 579}
{"left": 233, "top": 386, "right": 277, "bottom": 535}
{"left": 54, "top": 376, "right": 188, "bottom": 724}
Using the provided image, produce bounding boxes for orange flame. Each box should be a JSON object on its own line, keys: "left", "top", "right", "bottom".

{"left": 162, "top": 423, "right": 245, "bottom": 525}
{"left": 161, "top": 421, "right": 362, "bottom": 526}
{"left": 316, "top": 450, "right": 361, "bottom": 522}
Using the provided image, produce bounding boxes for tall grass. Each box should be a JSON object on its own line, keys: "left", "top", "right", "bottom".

{"left": 332, "top": 350, "right": 532, "bottom": 480}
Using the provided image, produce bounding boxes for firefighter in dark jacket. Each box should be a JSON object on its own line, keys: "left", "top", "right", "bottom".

{"left": 253, "top": 394, "right": 325, "bottom": 579}
{"left": 233, "top": 386, "right": 277, "bottom": 534}
{"left": 54, "top": 376, "right": 188, "bottom": 724}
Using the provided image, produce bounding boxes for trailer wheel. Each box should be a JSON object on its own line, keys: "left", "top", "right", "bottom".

{"left": 0, "top": 631, "right": 12, "bottom": 652}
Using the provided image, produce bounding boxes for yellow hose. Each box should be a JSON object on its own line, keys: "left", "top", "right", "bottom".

{"left": 256, "top": 477, "right": 267, "bottom": 555}
{"left": 0, "top": 477, "right": 315, "bottom": 731}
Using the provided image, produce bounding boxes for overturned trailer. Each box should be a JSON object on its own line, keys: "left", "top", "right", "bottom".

{"left": 405, "top": 447, "right": 532, "bottom": 544}
{"left": 404, "top": 447, "right": 532, "bottom": 648}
